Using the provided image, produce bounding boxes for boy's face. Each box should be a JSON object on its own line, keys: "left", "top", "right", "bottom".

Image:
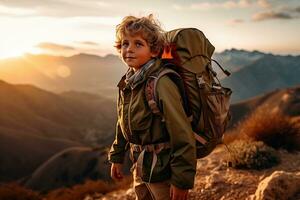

{"left": 120, "top": 34, "right": 157, "bottom": 71}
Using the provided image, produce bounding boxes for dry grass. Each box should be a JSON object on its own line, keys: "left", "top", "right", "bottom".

{"left": 225, "top": 106, "right": 300, "bottom": 152}
{"left": 45, "top": 176, "right": 132, "bottom": 200}
{"left": 0, "top": 176, "right": 132, "bottom": 200}
{"left": 0, "top": 182, "right": 41, "bottom": 200}
{"left": 223, "top": 129, "right": 247, "bottom": 144}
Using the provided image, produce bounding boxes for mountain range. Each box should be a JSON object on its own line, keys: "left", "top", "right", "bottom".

{"left": 218, "top": 51, "right": 300, "bottom": 102}
{"left": 0, "top": 49, "right": 299, "bottom": 102}
{"left": 0, "top": 53, "right": 126, "bottom": 99}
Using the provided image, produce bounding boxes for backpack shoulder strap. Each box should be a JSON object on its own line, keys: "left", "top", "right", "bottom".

{"left": 145, "top": 65, "right": 190, "bottom": 119}
{"left": 145, "top": 73, "right": 162, "bottom": 116}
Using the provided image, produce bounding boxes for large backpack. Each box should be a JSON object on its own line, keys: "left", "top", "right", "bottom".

{"left": 145, "top": 28, "right": 232, "bottom": 159}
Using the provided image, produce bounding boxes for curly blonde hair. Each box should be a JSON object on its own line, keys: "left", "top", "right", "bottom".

{"left": 115, "top": 14, "right": 165, "bottom": 55}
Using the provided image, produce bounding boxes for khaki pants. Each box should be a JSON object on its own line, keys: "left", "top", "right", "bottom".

{"left": 133, "top": 167, "right": 171, "bottom": 200}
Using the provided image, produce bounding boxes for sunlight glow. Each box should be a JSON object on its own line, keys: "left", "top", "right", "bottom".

{"left": 0, "top": 15, "right": 119, "bottom": 59}
{"left": 0, "top": 45, "right": 41, "bottom": 59}
{"left": 17, "top": 55, "right": 72, "bottom": 80}
{"left": 57, "top": 65, "right": 71, "bottom": 78}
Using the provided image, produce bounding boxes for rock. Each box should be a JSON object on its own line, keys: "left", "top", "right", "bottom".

{"left": 23, "top": 147, "right": 111, "bottom": 192}
{"left": 250, "top": 171, "right": 300, "bottom": 200}
{"left": 204, "top": 171, "right": 225, "bottom": 189}
{"left": 84, "top": 193, "right": 104, "bottom": 200}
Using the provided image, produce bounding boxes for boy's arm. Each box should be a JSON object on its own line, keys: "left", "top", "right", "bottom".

{"left": 157, "top": 76, "right": 197, "bottom": 190}
{"left": 108, "top": 120, "right": 128, "bottom": 163}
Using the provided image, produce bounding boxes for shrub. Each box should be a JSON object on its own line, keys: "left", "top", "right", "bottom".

{"left": 226, "top": 140, "right": 280, "bottom": 170}
{"left": 237, "top": 107, "right": 300, "bottom": 152}
{"left": 0, "top": 182, "right": 41, "bottom": 200}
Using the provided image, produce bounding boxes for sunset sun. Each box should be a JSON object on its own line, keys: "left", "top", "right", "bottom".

{"left": 0, "top": 44, "right": 40, "bottom": 59}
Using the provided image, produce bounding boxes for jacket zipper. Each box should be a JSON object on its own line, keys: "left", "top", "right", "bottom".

{"left": 127, "top": 89, "right": 133, "bottom": 137}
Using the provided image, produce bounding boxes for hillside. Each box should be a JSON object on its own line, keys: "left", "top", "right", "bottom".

{"left": 229, "top": 85, "right": 300, "bottom": 128}
{"left": 0, "top": 80, "right": 116, "bottom": 145}
{"left": 21, "top": 147, "right": 114, "bottom": 192}
{"left": 0, "top": 126, "right": 83, "bottom": 182}
{"left": 0, "top": 80, "right": 117, "bottom": 182}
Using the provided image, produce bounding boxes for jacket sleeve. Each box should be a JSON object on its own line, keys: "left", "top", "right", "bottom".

{"left": 108, "top": 120, "right": 128, "bottom": 163}
{"left": 156, "top": 76, "right": 197, "bottom": 189}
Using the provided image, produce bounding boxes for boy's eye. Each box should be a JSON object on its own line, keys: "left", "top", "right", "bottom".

{"left": 121, "top": 42, "right": 129, "bottom": 47}
{"left": 136, "top": 42, "right": 143, "bottom": 47}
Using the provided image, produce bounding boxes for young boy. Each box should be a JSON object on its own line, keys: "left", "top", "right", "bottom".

{"left": 108, "top": 14, "right": 196, "bottom": 200}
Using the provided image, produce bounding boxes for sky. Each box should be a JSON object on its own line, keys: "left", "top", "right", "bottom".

{"left": 0, "top": 0, "right": 300, "bottom": 59}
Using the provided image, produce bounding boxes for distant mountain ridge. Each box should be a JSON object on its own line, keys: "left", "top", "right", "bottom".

{"left": 0, "top": 53, "right": 126, "bottom": 99}
{"left": 213, "top": 48, "right": 266, "bottom": 74}
{"left": 0, "top": 49, "right": 299, "bottom": 103}
{"left": 220, "top": 53, "right": 300, "bottom": 102}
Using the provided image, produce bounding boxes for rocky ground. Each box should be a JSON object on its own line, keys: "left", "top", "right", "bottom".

{"left": 84, "top": 146, "right": 300, "bottom": 200}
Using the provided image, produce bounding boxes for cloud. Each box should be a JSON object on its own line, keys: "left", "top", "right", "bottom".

{"left": 0, "top": 0, "right": 111, "bottom": 8}
{"left": 172, "top": 0, "right": 275, "bottom": 11}
{"left": 227, "top": 19, "right": 245, "bottom": 25}
{"left": 75, "top": 41, "right": 100, "bottom": 46}
{"left": 257, "top": 0, "right": 272, "bottom": 8}
{"left": 251, "top": 4, "right": 300, "bottom": 22}
{"left": 0, "top": 0, "right": 117, "bottom": 17}
{"left": 36, "top": 42, "right": 75, "bottom": 52}
{"left": 172, "top": 1, "right": 240, "bottom": 11}
{"left": 0, "top": 4, "right": 36, "bottom": 16}
{"left": 35, "top": 42, "right": 109, "bottom": 57}
{"left": 252, "top": 11, "right": 293, "bottom": 21}
{"left": 171, "top": 4, "right": 183, "bottom": 10}
{"left": 189, "top": 0, "right": 252, "bottom": 10}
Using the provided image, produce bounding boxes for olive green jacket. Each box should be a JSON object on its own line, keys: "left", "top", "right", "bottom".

{"left": 108, "top": 59, "right": 196, "bottom": 189}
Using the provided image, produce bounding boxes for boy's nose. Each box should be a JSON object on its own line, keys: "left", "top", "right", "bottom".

{"left": 127, "top": 43, "right": 134, "bottom": 52}
{"left": 127, "top": 47, "right": 134, "bottom": 53}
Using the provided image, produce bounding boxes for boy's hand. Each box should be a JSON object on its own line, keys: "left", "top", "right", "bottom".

{"left": 170, "top": 184, "right": 189, "bottom": 200}
{"left": 110, "top": 163, "right": 124, "bottom": 181}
